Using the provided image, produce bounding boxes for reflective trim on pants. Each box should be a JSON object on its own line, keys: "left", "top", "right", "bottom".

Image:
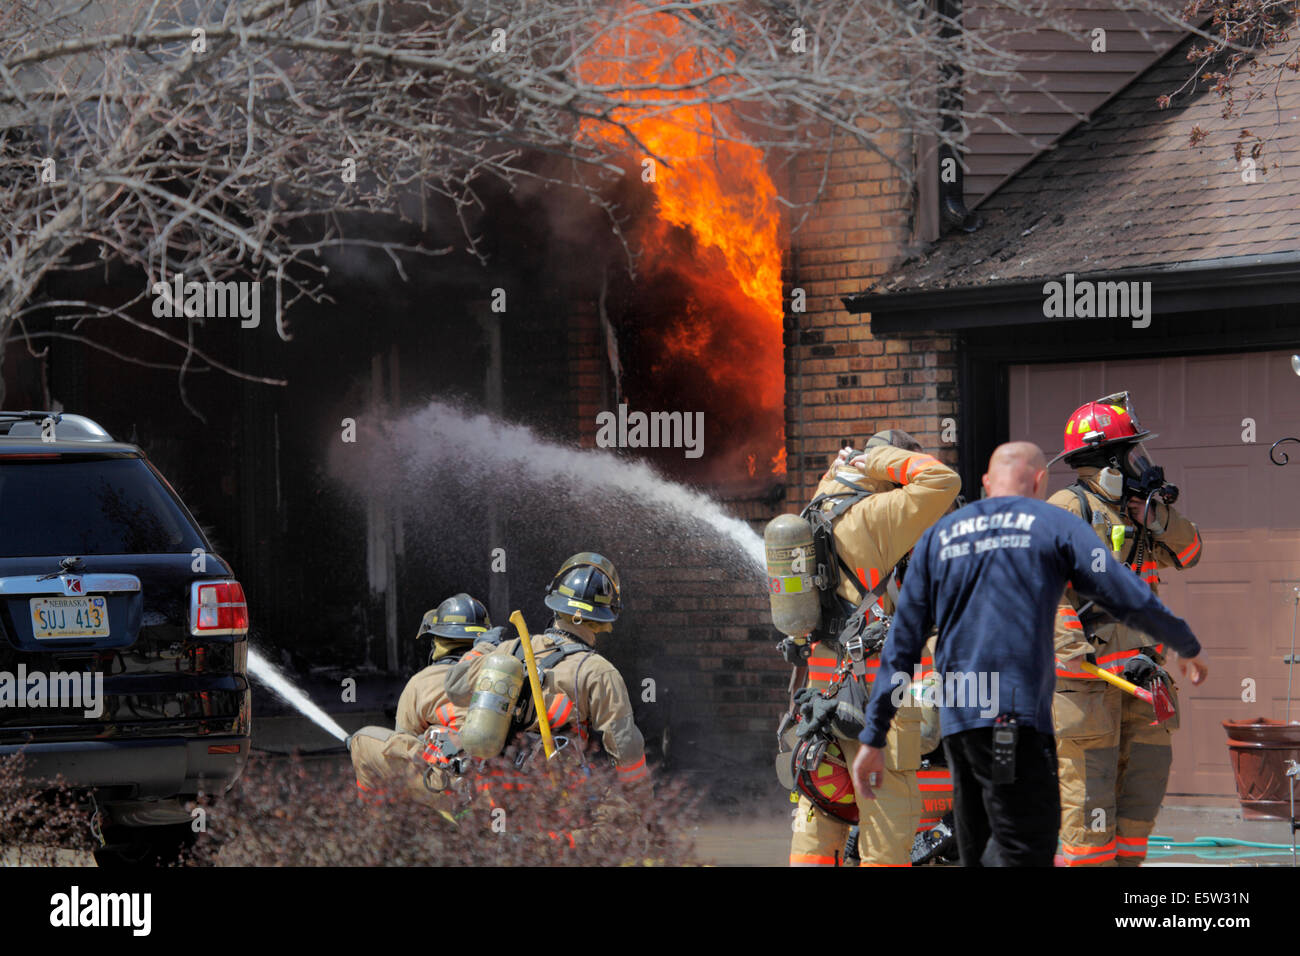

{"left": 1061, "top": 839, "right": 1117, "bottom": 866}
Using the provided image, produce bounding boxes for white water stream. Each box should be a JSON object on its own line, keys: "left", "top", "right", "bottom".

{"left": 367, "top": 400, "right": 768, "bottom": 571}
{"left": 247, "top": 648, "right": 349, "bottom": 742}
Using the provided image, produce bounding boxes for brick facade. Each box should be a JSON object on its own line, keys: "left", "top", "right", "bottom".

{"left": 784, "top": 144, "right": 961, "bottom": 506}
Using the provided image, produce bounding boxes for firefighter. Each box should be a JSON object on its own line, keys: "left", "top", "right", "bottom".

{"left": 786, "top": 429, "right": 961, "bottom": 866}
{"left": 854, "top": 441, "right": 1205, "bottom": 867}
{"left": 446, "top": 552, "right": 648, "bottom": 789}
{"left": 347, "top": 593, "right": 497, "bottom": 805}
{"left": 1047, "top": 393, "right": 1203, "bottom": 866}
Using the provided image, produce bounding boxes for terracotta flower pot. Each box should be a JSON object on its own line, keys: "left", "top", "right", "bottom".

{"left": 1222, "top": 718, "right": 1300, "bottom": 820}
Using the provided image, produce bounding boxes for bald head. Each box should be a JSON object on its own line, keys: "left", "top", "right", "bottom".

{"left": 982, "top": 441, "right": 1049, "bottom": 499}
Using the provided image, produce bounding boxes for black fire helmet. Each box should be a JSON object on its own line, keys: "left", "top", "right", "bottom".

{"left": 544, "top": 552, "right": 622, "bottom": 624}
{"left": 417, "top": 593, "right": 491, "bottom": 641}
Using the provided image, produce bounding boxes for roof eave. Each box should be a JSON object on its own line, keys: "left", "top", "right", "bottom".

{"left": 843, "top": 251, "right": 1300, "bottom": 332}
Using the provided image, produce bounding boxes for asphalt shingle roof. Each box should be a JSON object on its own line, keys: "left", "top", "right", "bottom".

{"left": 868, "top": 33, "right": 1300, "bottom": 296}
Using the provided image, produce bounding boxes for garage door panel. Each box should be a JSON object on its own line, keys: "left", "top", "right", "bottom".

{"left": 1184, "top": 355, "right": 1250, "bottom": 429}
{"left": 1174, "top": 464, "right": 1249, "bottom": 529}
{"left": 1264, "top": 695, "right": 1300, "bottom": 721}
{"left": 1103, "top": 361, "right": 1168, "bottom": 422}
{"left": 1174, "top": 580, "right": 1250, "bottom": 649}
{"left": 1266, "top": 581, "right": 1300, "bottom": 657}
{"left": 1012, "top": 348, "right": 1300, "bottom": 798}
{"left": 1267, "top": 459, "right": 1300, "bottom": 529}
{"left": 1266, "top": 352, "right": 1300, "bottom": 419}
{"left": 1019, "top": 362, "right": 1088, "bottom": 433}
{"left": 1170, "top": 706, "right": 1235, "bottom": 794}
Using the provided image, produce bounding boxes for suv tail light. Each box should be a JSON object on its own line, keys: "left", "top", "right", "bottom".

{"left": 190, "top": 580, "right": 249, "bottom": 636}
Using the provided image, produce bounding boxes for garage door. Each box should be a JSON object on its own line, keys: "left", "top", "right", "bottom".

{"left": 1009, "top": 349, "right": 1300, "bottom": 799}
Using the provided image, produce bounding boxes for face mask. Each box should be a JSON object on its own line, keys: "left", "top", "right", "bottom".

{"left": 1096, "top": 466, "right": 1124, "bottom": 500}
{"left": 1121, "top": 443, "right": 1156, "bottom": 479}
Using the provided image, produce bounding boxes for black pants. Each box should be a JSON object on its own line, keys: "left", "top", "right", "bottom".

{"left": 942, "top": 726, "right": 1061, "bottom": 867}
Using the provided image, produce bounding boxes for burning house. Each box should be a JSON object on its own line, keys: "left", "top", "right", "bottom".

{"left": 5, "top": 0, "right": 1299, "bottom": 812}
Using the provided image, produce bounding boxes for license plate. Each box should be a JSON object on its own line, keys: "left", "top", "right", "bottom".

{"left": 30, "top": 596, "right": 110, "bottom": 639}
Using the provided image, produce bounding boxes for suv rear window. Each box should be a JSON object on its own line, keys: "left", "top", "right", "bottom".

{"left": 0, "top": 458, "right": 205, "bottom": 556}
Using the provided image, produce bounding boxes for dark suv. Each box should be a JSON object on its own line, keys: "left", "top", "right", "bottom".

{"left": 0, "top": 411, "right": 250, "bottom": 865}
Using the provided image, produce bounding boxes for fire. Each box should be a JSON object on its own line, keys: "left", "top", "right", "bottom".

{"left": 579, "top": 4, "right": 786, "bottom": 478}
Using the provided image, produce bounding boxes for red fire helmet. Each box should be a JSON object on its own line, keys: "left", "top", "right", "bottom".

{"left": 1052, "top": 391, "right": 1156, "bottom": 466}
{"left": 793, "top": 737, "right": 858, "bottom": 823}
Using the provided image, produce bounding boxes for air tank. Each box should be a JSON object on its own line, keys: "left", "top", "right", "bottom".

{"left": 459, "top": 652, "right": 525, "bottom": 758}
{"left": 764, "top": 513, "right": 821, "bottom": 638}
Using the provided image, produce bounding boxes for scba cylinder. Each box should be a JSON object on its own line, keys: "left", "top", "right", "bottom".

{"left": 764, "top": 513, "right": 821, "bottom": 638}
{"left": 459, "top": 652, "right": 525, "bottom": 758}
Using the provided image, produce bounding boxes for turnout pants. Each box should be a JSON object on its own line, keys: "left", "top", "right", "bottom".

{"left": 350, "top": 726, "right": 451, "bottom": 808}
{"left": 1053, "top": 677, "right": 1176, "bottom": 866}
{"left": 942, "top": 726, "right": 1060, "bottom": 867}
{"left": 788, "top": 731, "right": 923, "bottom": 867}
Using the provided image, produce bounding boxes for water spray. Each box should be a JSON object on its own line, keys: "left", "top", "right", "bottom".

{"left": 335, "top": 400, "right": 768, "bottom": 573}
{"left": 247, "top": 648, "right": 349, "bottom": 743}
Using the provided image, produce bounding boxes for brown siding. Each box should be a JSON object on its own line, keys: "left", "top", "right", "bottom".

{"left": 964, "top": 0, "right": 1186, "bottom": 206}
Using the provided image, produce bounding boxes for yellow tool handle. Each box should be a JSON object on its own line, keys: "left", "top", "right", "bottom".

{"left": 510, "top": 610, "right": 556, "bottom": 760}
{"left": 1079, "top": 660, "right": 1148, "bottom": 699}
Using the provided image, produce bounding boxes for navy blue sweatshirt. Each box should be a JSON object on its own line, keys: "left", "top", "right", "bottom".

{"left": 859, "top": 496, "right": 1201, "bottom": 747}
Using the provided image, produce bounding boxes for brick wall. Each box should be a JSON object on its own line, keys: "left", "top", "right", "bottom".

{"left": 611, "top": 498, "right": 782, "bottom": 772}
{"left": 564, "top": 299, "right": 605, "bottom": 448}
{"left": 784, "top": 141, "right": 962, "bottom": 505}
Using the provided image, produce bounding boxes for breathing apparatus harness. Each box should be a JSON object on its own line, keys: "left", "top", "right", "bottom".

{"left": 774, "top": 467, "right": 918, "bottom": 822}
{"left": 419, "top": 627, "right": 508, "bottom": 794}
{"left": 775, "top": 471, "right": 900, "bottom": 746}
{"left": 1064, "top": 464, "right": 1178, "bottom": 695}
{"left": 496, "top": 626, "right": 594, "bottom": 772}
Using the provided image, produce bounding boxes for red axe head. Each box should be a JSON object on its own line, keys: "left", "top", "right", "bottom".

{"left": 1147, "top": 678, "right": 1176, "bottom": 725}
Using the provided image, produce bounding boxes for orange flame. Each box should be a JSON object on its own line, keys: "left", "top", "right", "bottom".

{"left": 579, "top": 4, "right": 786, "bottom": 477}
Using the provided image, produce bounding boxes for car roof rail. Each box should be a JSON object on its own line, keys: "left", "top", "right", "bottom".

{"left": 0, "top": 411, "right": 114, "bottom": 441}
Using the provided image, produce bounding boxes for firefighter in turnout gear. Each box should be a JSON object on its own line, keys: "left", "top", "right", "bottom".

{"left": 446, "top": 553, "right": 649, "bottom": 798}
{"left": 786, "top": 430, "right": 961, "bottom": 866}
{"left": 347, "top": 593, "right": 500, "bottom": 805}
{"left": 1047, "top": 393, "right": 1204, "bottom": 866}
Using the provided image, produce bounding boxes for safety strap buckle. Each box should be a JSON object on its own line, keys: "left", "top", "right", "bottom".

{"left": 796, "top": 737, "right": 827, "bottom": 773}
{"left": 844, "top": 632, "right": 867, "bottom": 677}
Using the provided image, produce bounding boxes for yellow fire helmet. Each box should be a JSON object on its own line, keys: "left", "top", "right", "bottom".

{"left": 544, "top": 552, "right": 622, "bottom": 624}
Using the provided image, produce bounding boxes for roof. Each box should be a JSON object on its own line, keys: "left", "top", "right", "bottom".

{"left": 854, "top": 30, "right": 1300, "bottom": 302}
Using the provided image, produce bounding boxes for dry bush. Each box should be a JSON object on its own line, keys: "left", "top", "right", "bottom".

{"left": 0, "top": 752, "right": 95, "bottom": 865}
{"left": 190, "top": 751, "right": 700, "bottom": 867}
